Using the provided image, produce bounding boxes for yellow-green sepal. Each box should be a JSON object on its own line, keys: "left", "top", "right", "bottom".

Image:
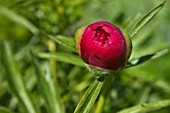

{"left": 122, "top": 31, "right": 132, "bottom": 60}
{"left": 75, "top": 26, "right": 87, "bottom": 54}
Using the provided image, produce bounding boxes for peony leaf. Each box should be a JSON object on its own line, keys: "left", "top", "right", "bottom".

{"left": 38, "top": 52, "right": 85, "bottom": 67}
{"left": 31, "top": 52, "right": 65, "bottom": 113}
{"left": 130, "top": 0, "right": 166, "bottom": 38}
{"left": 0, "top": 5, "right": 39, "bottom": 35}
{"left": 74, "top": 77, "right": 104, "bottom": 113}
{"left": 126, "top": 49, "right": 169, "bottom": 68}
{"left": 53, "top": 35, "right": 76, "bottom": 47}
{"left": 0, "top": 41, "right": 39, "bottom": 113}
{"left": 45, "top": 34, "right": 77, "bottom": 53}
{"left": 123, "top": 13, "right": 141, "bottom": 32}
{"left": 118, "top": 99, "right": 170, "bottom": 113}
{"left": 0, "top": 106, "right": 16, "bottom": 113}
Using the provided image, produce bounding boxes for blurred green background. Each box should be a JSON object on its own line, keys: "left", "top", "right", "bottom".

{"left": 0, "top": 0, "right": 170, "bottom": 113}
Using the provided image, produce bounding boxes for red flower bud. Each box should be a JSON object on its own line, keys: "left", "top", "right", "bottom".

{"left": 75, "top": 21, "right": 132, "bottom": 72}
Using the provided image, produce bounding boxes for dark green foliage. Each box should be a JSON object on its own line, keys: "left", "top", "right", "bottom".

{"left": 0, "top": 0, "right": 170, "bottom": 113}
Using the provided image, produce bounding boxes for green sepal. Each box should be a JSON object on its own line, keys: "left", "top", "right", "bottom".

{"left": 122, "top": 31, "right": 132, "bottom": 60}
{"left": 85, "top": 64, "right": 119, "bottom": 76}
{"left": 74, "top": 26, "right": 87, "bottom": 54}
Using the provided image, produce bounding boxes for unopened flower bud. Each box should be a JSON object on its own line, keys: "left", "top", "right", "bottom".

{"left": 75, "top": 21, "right": 132, "bottom": 73}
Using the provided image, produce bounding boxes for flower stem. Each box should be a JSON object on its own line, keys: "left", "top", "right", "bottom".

{"left": 48, "top": 40, "right": 57, "bottom": 83}
{"left": 94, "top": 74, "right": 113, "bottom": 113}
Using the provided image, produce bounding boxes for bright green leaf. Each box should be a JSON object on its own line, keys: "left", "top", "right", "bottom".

{"left": 74, "top": 77, "right": 104, "bottom": 113}
{"left": 126, "top": 49, "right": 169, "bottom": 68}
{"left": 118, "top": 99, "right": 170, "bottom": 113}
{"left": 130, "top": 0, "right": 166, "bottom": 38}
{"left": 123, "top": 13, "right": 141, "bottom": 32}
{"left": 0, "top": 5, "right": 39, "bottom": 35}
{"left": 0, "top": 41, "right": 39, "bottom": 113}
{"left": 38, "top": 52, "right": 85, "bottom": 67}
{"left": 31, "top": 52, "right": 65, "bottom": 113}
{"left": 56, "top": 35, "right": 75, "bottom": 47}
{"left": 45, "top": 34, "right": 77, "bottom": 53}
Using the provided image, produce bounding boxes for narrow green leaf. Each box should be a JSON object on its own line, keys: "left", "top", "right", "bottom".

{"left": 136, "top": 86, "right": 151, "bottom": 105}
{"left": 123, "top": 13, "right": 141, "bottom": 32}
{"left": 31, "top": 52, "right": 65, "bottom": 113}
{"left": 45, "top": 34, "right": 77, "bottom": 53}
{"left": 0, "top": 81, "right": 8, "bottom": 98}
{"left": 118, "top": 99, "right": 170, "bottom": 113}
{"left": 56, "top": 35, "right": 75, "bottom": 47}
{"left": 130, "top": 0, "right": 166, "bottom": 38}
{"left": 15, "top": 35, "right": 41, "bottom": 61}
{"left": 0, "top": 41, "right": 39, "bottom": 113}
{"left": 38, "top": 52, "right": 85, "bottom": 67}
{"left": 94, "top": 75, "right": 114, "bottom": 113}
{"left": 8, "top": 66, "right": 38, "bottom": 110}
{"left": 0, "top": 106, "right": 16, "bottom": 113}
{"left": 0, "top": 5, "right": 39, "bottom": 35}
{"left": 126, "top": 49, "right": 169, "bottom": 68}
{"left": 155, "top": 79, "right": 170, "bottom": 93}
{"left": 74, "top": 77, "right": 104, "bottom": 113}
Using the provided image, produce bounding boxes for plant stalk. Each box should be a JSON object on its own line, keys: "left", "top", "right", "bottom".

{"left": 48, "top": 40, "right": 57, "bottom": 83}
{"left": 94, "top": 74, "right": 113, "bottom": 113}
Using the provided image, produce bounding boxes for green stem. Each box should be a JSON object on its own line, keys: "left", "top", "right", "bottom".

{"left": 94, "top": 74, "right": 114, "bottom": 113}
{"left": 48, "top": 40, "right": 57, "bottom": 83}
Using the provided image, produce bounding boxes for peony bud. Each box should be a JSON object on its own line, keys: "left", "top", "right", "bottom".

{"left": 75, "top": 21, "right": 132, "bottom": 72}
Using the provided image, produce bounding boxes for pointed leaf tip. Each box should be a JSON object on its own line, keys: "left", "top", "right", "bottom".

{"left": 130, "top": 0, "right": 166, "bottom": 38}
